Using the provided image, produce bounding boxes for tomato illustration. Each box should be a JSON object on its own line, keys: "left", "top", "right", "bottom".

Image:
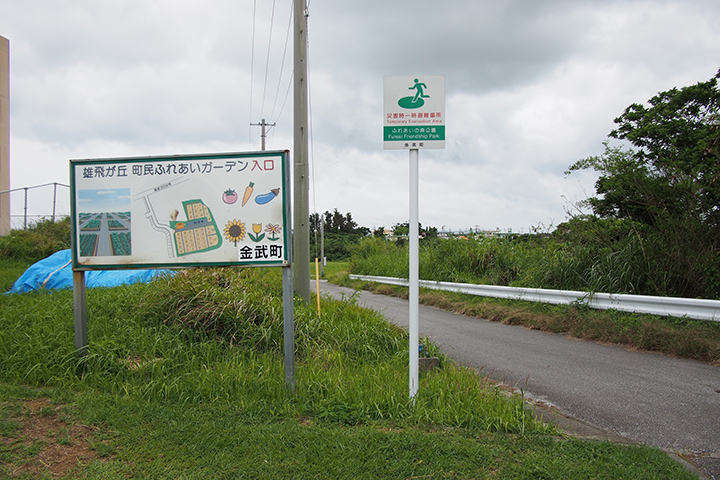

{"left": 222, "top": 188, "right": 238, "bottom": 204}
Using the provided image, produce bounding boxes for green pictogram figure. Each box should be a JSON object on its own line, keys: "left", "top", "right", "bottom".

{"left": 398, "top": 78, "right": 430, "bottom": 109}
{"left": 410, "top": 78, "right": 429, "bottom": 102}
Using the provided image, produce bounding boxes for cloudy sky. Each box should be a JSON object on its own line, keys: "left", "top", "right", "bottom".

{"left": 1, "top": 0, "right": 719, "bottom": 232}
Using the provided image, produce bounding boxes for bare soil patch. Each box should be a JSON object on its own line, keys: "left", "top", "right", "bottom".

{"left": 1, "top": 397, "right": 108, "bottom": 478}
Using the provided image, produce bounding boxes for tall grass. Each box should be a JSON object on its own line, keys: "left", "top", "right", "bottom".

{"left": 350, "top": 236, "right": 552, "bottom": 288}
{"left": 0, "top": 217, "right": 71, "bottom": 263}
{"left": 349, "top": 231, "right": 720, "bottom": 299}
{"left": 0, "top": 263, "right": 700, "bottom": 478}
{"left": 0, "top": 267, "right": 546, "bottom": 434}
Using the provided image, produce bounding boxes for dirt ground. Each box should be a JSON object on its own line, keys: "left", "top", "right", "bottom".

{"left": 1, "top": 398, "right": 106, "bottom": 478}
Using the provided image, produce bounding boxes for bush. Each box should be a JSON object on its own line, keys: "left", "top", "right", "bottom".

{"left": 349, "top": 235, "right": 555, "bottom": 288}
{"left": 348, "top": 226, "right": 720, "bottom": 299}
{"left": 348, "top": 237, "right": 408, "bottom": 278}
{"left": 140, "top": 268, "right": 285, "bottom": 352}
{"left": 311, "top": 231, "right": 368, "bottom": 261}
{"left": 0, "top": 217, "right": 71, "bottom": 263}
{"left": 550, "top": 216, "right": 720, "bottom": 298}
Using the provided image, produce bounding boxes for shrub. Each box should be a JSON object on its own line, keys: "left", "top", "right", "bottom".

{"left": 0, "top": 217, "right": 71, "bottom": 262}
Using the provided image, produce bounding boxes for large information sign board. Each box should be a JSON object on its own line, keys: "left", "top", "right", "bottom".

{"left": 70, "top": 150, "right": 290, "bottom": 270}
{"left": 383, "top": 75, "right": 445, "bottom": 150}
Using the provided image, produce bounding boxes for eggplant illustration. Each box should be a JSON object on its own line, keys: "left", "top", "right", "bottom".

{"left": 255, "top": 188, "right": 280, "bottom": 205}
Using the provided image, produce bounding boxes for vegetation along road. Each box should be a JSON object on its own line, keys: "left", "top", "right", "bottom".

{"left": 317, "top": 280, "right": 720, "bottom": 477}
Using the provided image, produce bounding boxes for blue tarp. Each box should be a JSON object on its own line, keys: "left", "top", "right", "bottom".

{"left": 8, "top": 249, "right": 173, "bottom": 294}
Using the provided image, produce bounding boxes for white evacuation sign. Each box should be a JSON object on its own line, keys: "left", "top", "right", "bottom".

{"left": 383, "top": 75, "right": 445, "bottom": 149}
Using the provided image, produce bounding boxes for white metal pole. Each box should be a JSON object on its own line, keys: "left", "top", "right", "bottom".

{"left": 409, "top": 148, "right": 419, "bottom": 399}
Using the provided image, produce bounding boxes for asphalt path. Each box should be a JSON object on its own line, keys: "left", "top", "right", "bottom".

{"left": 315, "top": 280, "right": 720, "bottom": 476}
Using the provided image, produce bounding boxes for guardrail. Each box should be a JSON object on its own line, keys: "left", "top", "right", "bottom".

{"left": 348, "top": 274, "right": 720, "bottom": 322}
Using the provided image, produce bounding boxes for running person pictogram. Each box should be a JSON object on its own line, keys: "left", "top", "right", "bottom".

{"left": 409, "top": 78, "right": 429, "bottom": 103}
{"left": 398, "top": 78, "right": 431, "bottom": 109}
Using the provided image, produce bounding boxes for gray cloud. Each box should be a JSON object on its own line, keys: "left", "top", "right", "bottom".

{"left": 1, "top": 0, "right": 719, "bottom": 231}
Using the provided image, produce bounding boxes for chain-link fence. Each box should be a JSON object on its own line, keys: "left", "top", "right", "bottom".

{"left": 0, "top": 182, "right": 70, "bottom": 230}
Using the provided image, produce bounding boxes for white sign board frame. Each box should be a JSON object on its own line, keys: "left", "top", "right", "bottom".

{"left": 383, "top": 75, "right": 445, "bottom": 149}
{"left": 70, "top": 150, "right": 290, "bottom": 270}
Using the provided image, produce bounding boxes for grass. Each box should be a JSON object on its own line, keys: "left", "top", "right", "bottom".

{"left": 310, "top": 260, "right": 350, "bottom": 282}
{"left": 0, "top": 259, "right": 31, "bottom": 292}
{"left": 337, "top": 277, "right": 720, "bottom": 366}
{"left": 0, "top": 261, "right": 699, "bottom": 478}
{"left": 334, "top": 242, "right": 720, "bottom": 366}
{"left": 3, "top": 384, "right": 693, "bottom": 479}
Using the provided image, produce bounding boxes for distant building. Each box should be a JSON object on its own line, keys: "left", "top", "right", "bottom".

{"left": 0, "top": 35, "right": 9, "bottom": 235}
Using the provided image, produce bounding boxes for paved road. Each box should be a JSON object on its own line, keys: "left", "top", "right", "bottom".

{"left": 316, "top": 280, "right": 720, "bottom": 478}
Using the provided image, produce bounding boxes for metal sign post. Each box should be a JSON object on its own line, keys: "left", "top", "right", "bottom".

{"left": 408, "top": 148, "right": 420, "bottom": 398}
{"left": 282, "top": 151, "right": 295, "bottom": 391}
{"left": 384, "top": 76, "right": 445, "bottom": 399}
{"left": 72, "top": 270, "right": 87, "bottom": 356}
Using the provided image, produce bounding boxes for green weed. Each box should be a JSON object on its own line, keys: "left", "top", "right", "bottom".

{"left": 346, "top": 235, "right": 720, "bottom": 363}
{"left": 0, "top": 217, "right": 71, "bottom": 263}
{"left": 0, "top": 263, "right": 699, "bottom": 478}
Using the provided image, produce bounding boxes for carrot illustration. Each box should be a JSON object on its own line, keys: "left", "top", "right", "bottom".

{"left": 242, "top": 182, "right": 254, "bottom": 206}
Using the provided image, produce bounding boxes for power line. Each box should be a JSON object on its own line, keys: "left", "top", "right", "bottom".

{"left": 248, "top": 0, "right": 258, "bottom": 145}
{"left": 274, "top": 71, "right": 294, "bottom": 132}
{"left": 247, "top": 0, "right": 294, "bottom": 150}
{"left": 269, "top": 1, "right": 294, "bottom": 124}
{"left": 259, "top": 0, "right": 277, "bottom": 119}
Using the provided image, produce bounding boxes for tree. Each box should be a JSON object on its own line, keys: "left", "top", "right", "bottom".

{"left": 392, "top": 221, "right": 437, "bottom": 238}
{"left": 392, "top": 222, "right": 410, "bottom": 236}
{"left": 309, "top": 212, "right": 322, "bottom": 232}
{"left": 567, "top": 69, "right": 720, "bottom": 230}
{"left": 566, "top": 69, "right": 720, "bottom": 298}
{"left": 308, "top": 209, "right": 369, "bottom": 261}
{"left": 423, "top": 225, "right": 438, "bottom": 239}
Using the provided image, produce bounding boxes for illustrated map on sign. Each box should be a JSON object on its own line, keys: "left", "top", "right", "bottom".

{"left": 169, "top": 199, "right": 221, "bottom": 256}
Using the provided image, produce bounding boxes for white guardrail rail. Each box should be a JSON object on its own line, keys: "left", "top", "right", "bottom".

{"left": 348, "top": 275, "right": 720, "bottom": 322}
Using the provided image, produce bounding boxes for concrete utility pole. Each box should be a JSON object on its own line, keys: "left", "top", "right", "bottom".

{"left": 293, "top": 0, "right": 310, "bottom": 302}
{"left": 0, "top": 35, "right": 10, "bottom": 236}
{"left": 250, "top": 118, "right": 276, "bottom": 151}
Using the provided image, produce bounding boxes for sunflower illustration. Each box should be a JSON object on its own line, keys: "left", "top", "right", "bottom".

{"left": 223, "top": 219, "right": 246, "bottom": 245}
